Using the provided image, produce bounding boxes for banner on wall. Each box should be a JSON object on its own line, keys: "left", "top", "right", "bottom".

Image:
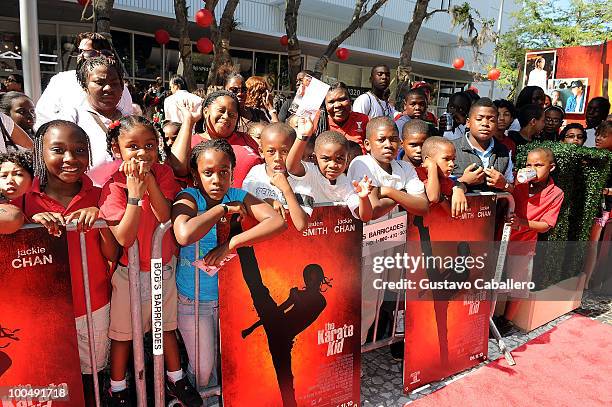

{"left": 0, "top": 227, "right": 84, "bottom": 406}
{"left": 219, "top": 205, "right": 362, "bottom": 407}
{"left": 403, "top": 195, "right": 498, "bottom": 393}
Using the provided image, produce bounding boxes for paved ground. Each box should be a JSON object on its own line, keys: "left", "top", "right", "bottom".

{"left": 360, "top": 291, "right": 612, "bottom": 406}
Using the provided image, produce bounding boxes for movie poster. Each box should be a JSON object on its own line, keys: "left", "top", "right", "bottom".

{"left": 523, "top": 50, "right": 557, "bottom": 91}
{"left": 219, "top": 205, "right": 362, "bottom": 407}
{"left": 0, "top": 227, "right": 84, "bottom": 406}
{"left": 404, "top": 195, "right": 497, "bottom": 392}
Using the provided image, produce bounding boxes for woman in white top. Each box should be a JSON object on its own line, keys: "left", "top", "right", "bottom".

{"left": 527, "top": 57, "right": 548, "bottom": 91}
{"left": 58, "top": 56, "right": 124, "bottom": 186}
{"left": 0, "top": 112, "right": 33, "bottom": 154}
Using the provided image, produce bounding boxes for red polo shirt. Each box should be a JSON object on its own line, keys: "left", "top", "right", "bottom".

{"left": 191, "top": 131, "right": 263, "bottom": 188}
{"left": 98, "top": 163, "right": 180, "bottom": 271}
{"left": 328, "top": 111, "right": 369, "bottom": 154}
{"left": 19, "top": 176, "right": 110, "bottom": 318}
{"left": 510, "top": 178, "right": 564, "bottom": 253}
{"left": 415, "top": 166, "right": 455, "bottom": 198}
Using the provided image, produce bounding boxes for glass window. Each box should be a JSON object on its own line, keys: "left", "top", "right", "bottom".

{"left": 254, "top": 51, "right": 279, "bottom": 90}
{"left": 229, "top": 49, "right": 253, "bottom": 80}
{"left": 134, "top": 33, "right": 162, "bottom": 80}
{"left": 111, "top": 30, "right": 132, "bottom": 78}
{"left": 163, "top": 40, "right": 181, "bottom": 79}
{"left": 192, "top": 44, "right": 213, "bottom": 87}
{"left": 0, "top": 20, "right": 58, "bottom": 78}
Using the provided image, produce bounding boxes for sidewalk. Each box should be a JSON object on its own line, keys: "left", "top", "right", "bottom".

{"left": 361, "top": 292, "right": 612, "bottom": 406}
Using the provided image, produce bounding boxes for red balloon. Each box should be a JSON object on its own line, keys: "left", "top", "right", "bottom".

{"left": 280, "top": 35, "right": 289, "bottom": 47}
{"left": 154, "top": 29, "right": 170, "bottom": 45}
{"left": 196, "top": 37, "right": 214, "bottom": 54}
{"left": 336, "top": 47, "right": 349, "bottom": 61}
{"left": 452, "top": 58, "right": 465, "bottom": 69}
{"left": 488, "top": 68, "right": 501, "bottom": 81}
{"left": 195, "top": 9, "right": 213, "bottom": 28}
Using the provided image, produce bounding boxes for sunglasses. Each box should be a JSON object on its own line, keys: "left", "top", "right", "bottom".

{"left": 78, "top": 49, "right": 115, "bottom": 59}
{"left": 228, "top": 86, "right": 246, "bottom": 94}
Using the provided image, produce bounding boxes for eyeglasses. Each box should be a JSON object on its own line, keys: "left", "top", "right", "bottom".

{"left": 227, "top": 86, "right": 246, "bottom": 94}
{"left": 78, "top": 49, "right": 115, "bottom": 59}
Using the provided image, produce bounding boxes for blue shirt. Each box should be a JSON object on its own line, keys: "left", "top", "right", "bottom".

{"left": 175, "top": 187, "right": 248, "bottom": 300}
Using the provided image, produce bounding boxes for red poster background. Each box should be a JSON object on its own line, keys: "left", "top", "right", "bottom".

{"left": 0, "top": 227, "right": 84, "bottom": 406}
{"left": 219, "top": 206, "right": 362, "bottom": 407}
{"left": 404, "top": 195, "right": 497, "bottom": 392}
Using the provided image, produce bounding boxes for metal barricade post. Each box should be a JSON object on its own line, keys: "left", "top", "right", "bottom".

{"left": 127, "top": 241, "right": 148, "bottom": 406}
{"left": 150, "top": 221, "right": 172, "bottom": 407}
{"left": 68, "top": 220, "right": 109, "bottom": 407}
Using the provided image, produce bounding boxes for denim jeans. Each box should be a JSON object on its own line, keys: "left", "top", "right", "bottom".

{"left": 177, "top": 293, "right": 218, "bottom": 389}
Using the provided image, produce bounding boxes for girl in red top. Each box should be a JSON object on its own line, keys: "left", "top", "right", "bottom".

{"left": 21, "top": 120, "right": 117, "bottom": 406}
{"left": 98, "top": 115, "right": 202, "bottom": 406}
{"left": 169, "top": 90, "right": 262, "bottom": 188}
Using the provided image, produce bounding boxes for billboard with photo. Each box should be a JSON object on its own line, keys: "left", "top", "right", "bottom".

{"left": 523, "top": 50, "right": 557, "bottom": 91}
{"left": 547, "top": 78, "right": 589, "bottom": 114}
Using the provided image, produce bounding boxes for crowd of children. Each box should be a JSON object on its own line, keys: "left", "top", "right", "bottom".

{"left": 1, "top": 47, "right": 611, "bottom": 406}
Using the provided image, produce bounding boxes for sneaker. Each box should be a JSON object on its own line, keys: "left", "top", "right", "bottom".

{"left": 167, "top": 376, "right": 203, "bottom": 407}
{"left": 107, "top": 388, "right": 130, "bottom": 407}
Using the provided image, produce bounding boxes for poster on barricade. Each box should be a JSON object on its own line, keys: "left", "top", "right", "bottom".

{"left": 219, "top": 205, "right": 362, "bottom": 407}
{"left": 403, "top": 194, "right": 497, "bottom": 392}
{"left": 0, "top": 227, "right": 84, "bottom": 406}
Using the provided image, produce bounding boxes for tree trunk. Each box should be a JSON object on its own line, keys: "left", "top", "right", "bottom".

{"left": 313, "top": 0, "right": 389, "bottom": 75}
{"left": 395, "top": 0, "right": 430, "bottom": 105}
{"left": 93, "top": 0, "right": 114, "bottom": 41}
{"left": 174, "top": 0, "right": 196, "bottom": 90}
{"left": 206, "top": 0, "right": 240, "bottom": 89}
{"left": 285, "top": 0, "right": 302, "bottom": 90}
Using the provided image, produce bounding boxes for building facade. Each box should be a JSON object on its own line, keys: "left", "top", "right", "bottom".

{"left": 2, "top": 0, "right": 517, "bottom": 115}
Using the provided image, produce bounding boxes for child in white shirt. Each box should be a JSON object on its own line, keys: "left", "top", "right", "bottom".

{"left": 243, "top": 123, "right": 313, "bottom": 231}
{"left": 348, "top": 116, "right": 428, "bottom": 219}
{"left": 286, "top": 116, "right": 373, "bottom": 222}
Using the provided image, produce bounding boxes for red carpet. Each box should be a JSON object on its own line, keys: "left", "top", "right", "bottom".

{"left": 411, "top": 315, "right": 612, "bottom": 406}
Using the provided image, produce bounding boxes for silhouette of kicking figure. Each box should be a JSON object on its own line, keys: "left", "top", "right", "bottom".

{"left": 237, "top": 246, "right": 331, "bottom": 407}
{"left": 0, "top": 324, "right": 20, "bottom": 378}
{"left": 414, "top": 216, "right": 472, "bottom": 367}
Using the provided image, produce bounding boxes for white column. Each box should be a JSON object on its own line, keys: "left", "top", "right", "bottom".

{"left": 19, "top": 0, "right": 41, "bottom": 102}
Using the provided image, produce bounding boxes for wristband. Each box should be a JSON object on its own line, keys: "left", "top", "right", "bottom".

{"left": 127, "top": 197, "right": 143, "bottom": 206}
{"left": 296, "top": 133, "right": 310, "bottom": 141}
{"left": 220, "top": 203, "right": 229, "bottom": 214}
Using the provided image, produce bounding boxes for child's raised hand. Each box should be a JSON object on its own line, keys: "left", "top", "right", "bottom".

{"left": 353, "top": 175, "right": 373, "bottom": 198}
{"left": 296, "top": 110, "right": 320, "bottom": 139}
{"left": 484, "top": 167, "right": 507, "bottom": 189}
{"left": 424, "top": 157, "right": 438, "bottom": 173}
{"left": 461, "top": 163, "right": 485, "bottom": 185}
{"left": 32, "top": 212, "right": 65, "bottom": 237}
{"left": 270, "top": 172, "right": 290, "bottom": 191}
{"left": 65, "top": 207, "right": 99, "bottom": 232}
{"left": 272, "top": 200, "right": 287, "bottom": 221}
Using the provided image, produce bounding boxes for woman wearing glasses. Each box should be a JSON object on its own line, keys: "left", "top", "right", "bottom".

{"left": 35, "top": 32, "right": 133, "bottom": 130}
{"left": 224, "top": 73, "right": 276, "bottom": 132}
{"left": 538, "top": 106, "right": 565, "bottom": 141}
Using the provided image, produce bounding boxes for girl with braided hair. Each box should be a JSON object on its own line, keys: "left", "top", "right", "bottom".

{"left": 15, "top": 119, "right": 117, "bottom": 406}
{"left": 169, "top": 90, "right": 263, "bottom": 188}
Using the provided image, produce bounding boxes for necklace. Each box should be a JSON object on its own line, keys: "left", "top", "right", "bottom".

{"left": 369, "top": 91, "right": 391, "bottom": 117}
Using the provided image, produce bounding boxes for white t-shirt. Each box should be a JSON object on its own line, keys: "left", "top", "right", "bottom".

{"left": 35, "top": 70, "right": 133, "bottom": 131}
{"left": 58, "top": 103, "right": 119, "bottom": 186}
{"left": 347, "top": 154, "right": 425, "bottom": 195}
{"left": 289, "top": 162, "right": 360, "bottom": 217}
{"left": 443, "top": 124, "right": 466, "bottom": 141}
{"left": 163, "top": 90, "right": 203, "bottom": 123}
{"left": 242, "top": 163, "right": 314, "bottom": 215}
{"left": 584, "top": 128, "right": 596, "bottom": 148}
{"left": 527, "top": 69, "right": 547, "bottom": 91}
{"left": 0, "top": 112, "right": 16, "bottom": 153}
{"left": 353, "top": 92, "right": 397, "bottom": 119}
